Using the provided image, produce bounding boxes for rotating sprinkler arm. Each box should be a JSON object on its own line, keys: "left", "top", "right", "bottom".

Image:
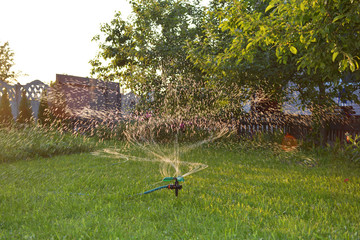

{"left": 162, "top": 176, "right": 184, "bottom": 182}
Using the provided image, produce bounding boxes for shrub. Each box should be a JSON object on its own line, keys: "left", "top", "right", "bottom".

{"left": 17, "top": 90, "right": 33, "bottom": 124}
{"left": 343, "top": 133, "right": 360, "bottom": 163}
{"left": 37, "top": 89, "right": 52, "bottom": 125}
{"left": 0, "top": 88, "right": 13, "bottom": 126}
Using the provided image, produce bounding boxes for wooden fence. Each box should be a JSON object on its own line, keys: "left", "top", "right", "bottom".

{"left": 237, "top": 115, "right": 360, "bottom": 143}
{"left": 328, "top": 118, "right": 360, "bottom": 142}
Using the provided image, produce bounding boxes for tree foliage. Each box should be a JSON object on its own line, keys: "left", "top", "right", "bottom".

{"left": 0, "top": 42, "right": 16, "bottom": 83}
{"left": 219, "top": 0, "right": 360, "bottom": 74}
{"left": 192, "top": 0, "right": 360, "bottom": 112}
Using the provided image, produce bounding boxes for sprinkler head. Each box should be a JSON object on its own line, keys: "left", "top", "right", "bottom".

{"left": 162, "top": 177, "right": 184, "bottom": 197}
{"left": 167, "top": 183, "right": 182, "bottom": 197}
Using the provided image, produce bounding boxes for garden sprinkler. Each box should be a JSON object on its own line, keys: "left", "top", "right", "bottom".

{"left": 141, "top": 176, "right": 184, "bottom": 197}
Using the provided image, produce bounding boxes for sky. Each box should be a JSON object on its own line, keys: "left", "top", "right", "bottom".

{"left": 0, "top": 0, "right": 132, "bottom": 85}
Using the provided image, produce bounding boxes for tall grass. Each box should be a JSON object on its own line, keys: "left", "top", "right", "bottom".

{"left": 0, "top": 125, "right": 97, "bottom": 163}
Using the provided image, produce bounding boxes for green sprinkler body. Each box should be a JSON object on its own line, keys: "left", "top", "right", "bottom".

{"left": 141, "top": 176, "right": 184, "bottom": 197}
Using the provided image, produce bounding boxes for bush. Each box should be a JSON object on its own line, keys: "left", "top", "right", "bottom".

{"left": 17, "top": 90, "right": 33, "bottom": 124}
{"left": 37, "top": 89, "right": 52, "bottom": 125}
{"left": 340, "top": 133, "right": 360, "bottom": 163}
{"left": 0, "top": 88, "right": 13, "bottom": 126}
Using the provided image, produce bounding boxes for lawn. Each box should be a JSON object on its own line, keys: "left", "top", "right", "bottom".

{"left": 0, "top": 142, "right": 359, "bottom": 239}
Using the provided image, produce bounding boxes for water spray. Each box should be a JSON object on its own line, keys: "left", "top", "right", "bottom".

{"left": 141, "top": 176, "right": 184, "bottom": 197}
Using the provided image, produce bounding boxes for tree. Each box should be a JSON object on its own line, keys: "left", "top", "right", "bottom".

{"left": 192, "top": 0, "right": 360, "bottom": 105}
{"left": 189, "top": 0, "right": 360, "bottom": 144}
{"left": 17, "top": 90, "right": 33, "bottom": 124}
{"left": 187, "top": 0, "right": 302, "bottom": 116}
{"left": 0, "top": 88, "right": 13, "bottom": 125}
{"left": 0, "top": 42, "right": 16, "bottom": 83}
{"left": 91, "top": 0, "right": 218, "bottom": 117}
{"left": 213, "top": 0, "right": 360, "bottom": 105}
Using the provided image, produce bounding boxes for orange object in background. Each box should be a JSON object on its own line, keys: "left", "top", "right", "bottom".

{"left": 281, "top": 133, "right": 298, "bottom": 151}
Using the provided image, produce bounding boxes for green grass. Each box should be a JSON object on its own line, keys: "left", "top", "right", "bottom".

{"left": 0, "top": 142, "right": 359, "bottom": 239}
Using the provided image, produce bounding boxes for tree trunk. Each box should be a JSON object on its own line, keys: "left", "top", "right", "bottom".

{"left": 317, "top": 82, "right": 328, "bottom": 146}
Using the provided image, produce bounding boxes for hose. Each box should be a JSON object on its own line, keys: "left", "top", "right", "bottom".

{"left": 141, "top": 185, "right": 169, "bottom": 195}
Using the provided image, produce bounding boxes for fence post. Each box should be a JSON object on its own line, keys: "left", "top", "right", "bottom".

{"left": 14, "top": 83, "right": 22, "bottom": 119}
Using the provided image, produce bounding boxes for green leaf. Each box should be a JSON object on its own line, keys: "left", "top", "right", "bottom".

{"left": 300, "top": 2, "right": 305, "bottom": 11}
{"left": 340, "top": 59, "right": 348, "bottom": 72}
{"left": 300, "top": 35, "right": 305, "bottom": 44}
{"left": 275, "top": 47, "right": 281, "bottom": 58}
{"left": 265, "top": 4, "right": 275, "bottom": 13}
{"left": 246, "top": 42, "right": 252, "bottom": 51}
{"left": 350, "top": 63, "right": 355, "bottom": 72}
{"left": 333, "top": 15, "right": 345, "bottom": 23}
{"left": 332, "top": 52, "right": 339, "bottom": 62}
{"left": 290, "top": 46, "right": 297, "bottom": 55}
